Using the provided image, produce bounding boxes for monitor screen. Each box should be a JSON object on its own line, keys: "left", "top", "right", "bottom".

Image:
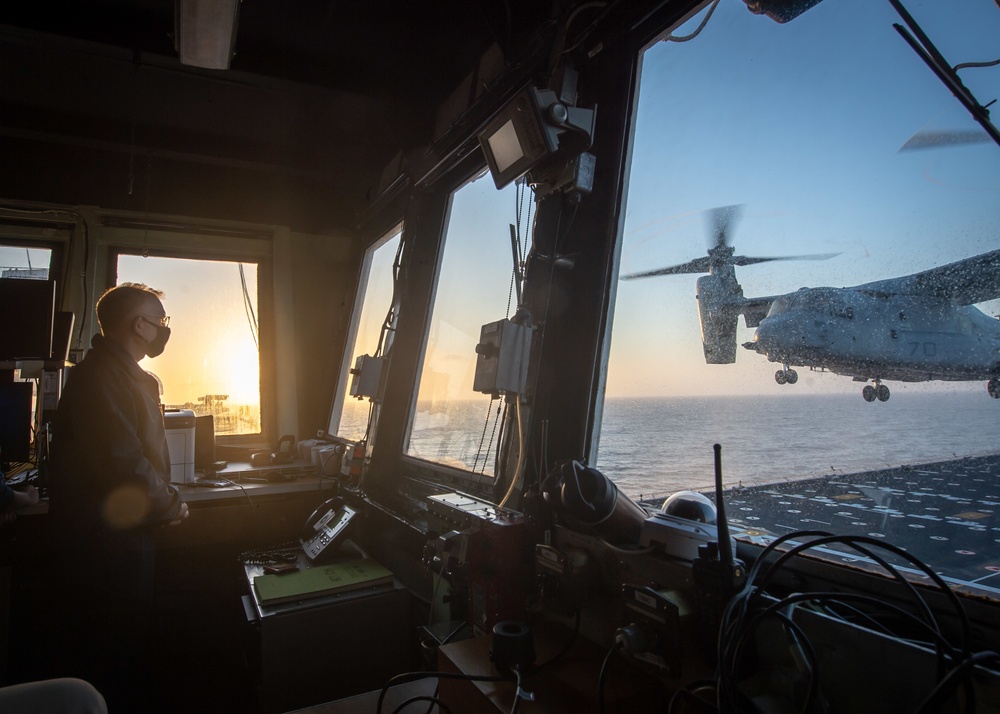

{"left": 195, "top": 415, "right": 216, "bottom": 472}
{"left": 487, "top": 119, "right": 524, "bottom": 175}
{"left": 0, "top": 278, "right": 56, "bottom": 361}
{"left": 479, "top": 88, "right": 559, "bottom": 190}
{"left": 0, "top": 382, "right": 33, "bottom": 464}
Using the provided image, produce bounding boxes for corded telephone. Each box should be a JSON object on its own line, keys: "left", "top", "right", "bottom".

{"left": 299, "top": 497, "right": 358, "bottom": 563}
{"left": 271, "top": 434, "right": 296, "bottom": 465}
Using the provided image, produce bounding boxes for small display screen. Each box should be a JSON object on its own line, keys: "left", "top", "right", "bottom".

{"left": 487, "top": 119, "right": 524, "bottom": 175}
{"left": 318, "top": 504, "right": 355, "bottom": 534}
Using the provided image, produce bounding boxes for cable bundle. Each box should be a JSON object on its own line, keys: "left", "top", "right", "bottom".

{"left": 717, "top": 530, "right": 999, "bottom": 714}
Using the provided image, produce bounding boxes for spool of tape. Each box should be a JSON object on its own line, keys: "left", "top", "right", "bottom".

{"left": 489, "top": 621, "right": 534, "bottom": 675}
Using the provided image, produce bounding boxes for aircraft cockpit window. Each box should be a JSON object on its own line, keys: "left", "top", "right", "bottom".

{"left": 765, "top": 296, "right": 790, "bottom": 317}
{"left": 601, "top": 0, "right": 1000, "bottom": 598}
{"left": 405, "top": 172, "right": 525, "bottom": 477}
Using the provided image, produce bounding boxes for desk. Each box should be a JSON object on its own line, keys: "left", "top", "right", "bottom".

{"left": 176, "top": 460, "right": 336, "bottom": 503}
{"left": 243, "top": 549, "right": 415, "bottom": 713}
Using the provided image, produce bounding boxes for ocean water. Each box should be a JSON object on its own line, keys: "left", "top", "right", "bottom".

{"left": 597, "top": 392, "right": 1000, "bottom": 500}
{"left": 344, "top": 390, "right": 1000, "bottom": 501}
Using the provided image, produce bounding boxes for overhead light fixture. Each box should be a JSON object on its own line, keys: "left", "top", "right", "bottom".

{"left": 175, "top": 0, "right": 241, "bottom": 70}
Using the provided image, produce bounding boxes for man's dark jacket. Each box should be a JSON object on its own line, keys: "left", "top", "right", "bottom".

{"left": 50, "top": 334, "right": 184, "bottom": 545}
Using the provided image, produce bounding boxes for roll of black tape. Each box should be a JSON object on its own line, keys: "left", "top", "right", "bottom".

{"left": 489, "top": 621, "right": 535, "bottom": 675}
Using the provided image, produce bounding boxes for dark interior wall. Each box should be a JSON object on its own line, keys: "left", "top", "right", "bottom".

{"left": 0, "top": 29, "right": 406, "bottom": 234}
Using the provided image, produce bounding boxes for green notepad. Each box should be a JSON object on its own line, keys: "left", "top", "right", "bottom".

{"left": 254, "top": 558, "right": 394, "bottom": 605}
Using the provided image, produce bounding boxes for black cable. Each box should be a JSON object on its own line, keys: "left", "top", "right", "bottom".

{"left": 718, "top": 530, "right": 976, "bottom": 712}
{"left": 755, "top": 534, "right": 968, "bottom": 661}
{"left": 954, "top": 58, "right": 1000, "bottom": 71}
{"left": 597, "top": 639, "right": 623, "bottom": 714}
{"left": 473, "top": 396, "right": 499, "bottom": 474}
{"left": 666, "top": 0, "right": 721, "bottom": 43}
{"left": 535, "top": 609, "right": 581, "bottom": 670}
{"left": 915, "top": 650, "right": 1000, "bottom": 714}
{"left": 760, "top": 539, "right": 946, "bottom": 658}
{"left": 375, "top": 231, "right": 406, "bottom": 358}
{"left": 377, "top": 671, "right": 508, "bottom": 714}
{"left": 391, "top": 695, "right": 452, "bottom": 714}
{"left": 668, "top": 680, "right": 717, "bottom": 714}
{"left": 238, "top": 262, "right": 258, "bottom": 349}
{"left": 817, "top": 599, "right": 917, "bottom": 642}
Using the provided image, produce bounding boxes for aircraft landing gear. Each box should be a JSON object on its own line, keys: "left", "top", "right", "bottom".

{"left": 862, "top": 380, "right": 890, "bottom": 402}
{"left": 988, "top": 378, "right": 1000, "bottom": 399}
{"left": 774, "top": 365, "right": 798, "bottom": 385}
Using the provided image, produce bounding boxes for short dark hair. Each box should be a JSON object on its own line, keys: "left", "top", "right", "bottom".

{"left": 96, "top": 282, "right": 164, "bottom": 334}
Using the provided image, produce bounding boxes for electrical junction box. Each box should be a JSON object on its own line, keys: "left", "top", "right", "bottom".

{"left": 473, "top": 319, "right": 531, "bottom": 395}
{"left": 348, "top": 354, "right": 384, "bottom": 400}
{"left": 164, "top": 409, "right": 196, "bottom": 484}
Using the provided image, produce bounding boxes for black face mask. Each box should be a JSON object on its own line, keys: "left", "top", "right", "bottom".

{"left": 144, "top": 324, "right": 171, "bottom": 358}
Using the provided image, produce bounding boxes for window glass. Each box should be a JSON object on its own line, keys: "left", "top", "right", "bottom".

{"left": 602, "top": 0, "right": 1000, "bottom": 593}
{"left": 117, "top": 254, "right": 261, "bottom": 435}
{"left": 407, "top": 173, "right": 525, "bottom": 475}
{"left": 0, "top": 245, "right": 52, "bottom": 279}
{"left": 330, "top": 226, "right": 402, "bottom": 441}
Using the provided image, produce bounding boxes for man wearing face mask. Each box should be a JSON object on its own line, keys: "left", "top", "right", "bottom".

{"left": 48, "top": 282, "right": 188, "bottom": 710}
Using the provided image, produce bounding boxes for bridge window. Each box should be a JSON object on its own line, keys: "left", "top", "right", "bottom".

{"left": 405, "top": 172, "right": 524, "bottom": 476}
{"left": 328, "top": 225, "right": 402, "bottom": 442}
{"left": 600, "top": 0, "right": 1000, "bottom": 596}
{"left": 117, "top": 254, "right": 263, "bottom": 437}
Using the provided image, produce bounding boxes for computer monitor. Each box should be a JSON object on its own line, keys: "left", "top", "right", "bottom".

{"left": 0, "top": 278, "right": 56, "bottom": 361}
{"left": 0, "top": 381, "right": 33, "bottom": 464}
{"left": 195, "top": 415, "right": 216, "bottom": 473}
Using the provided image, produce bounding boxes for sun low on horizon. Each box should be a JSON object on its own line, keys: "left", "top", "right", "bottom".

{"left": 119, "top": 254, "right": 261, "bottom": 410}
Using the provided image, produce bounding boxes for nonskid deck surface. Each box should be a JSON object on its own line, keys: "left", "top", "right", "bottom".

{"left": 648, "top": 454, "right": 1000, "bottom": 596}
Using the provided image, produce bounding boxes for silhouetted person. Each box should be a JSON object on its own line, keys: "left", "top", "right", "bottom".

{"left": 49, "top": 283, "right": 188, "bottom": 710}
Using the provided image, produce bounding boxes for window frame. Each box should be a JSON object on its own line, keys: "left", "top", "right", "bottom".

{"left": 326, "top": 222, "right": 404, "bottom": 442}
{"left": 109, "top": 244, "right": 275, "bottom": 447}
{"left": 0, "top": 229, "right": 71, "bottom": 310}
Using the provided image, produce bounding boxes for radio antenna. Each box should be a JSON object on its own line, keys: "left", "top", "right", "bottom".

{"left": 714, "top": 443, "right": 734, "bottom": 568}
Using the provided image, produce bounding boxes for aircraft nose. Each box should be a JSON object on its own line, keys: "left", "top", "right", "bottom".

{"left": 749, "top": 319, "right": 779, "bottom": 354}
{"left": 752, "top": 322, "right": 769, "bottom": 345}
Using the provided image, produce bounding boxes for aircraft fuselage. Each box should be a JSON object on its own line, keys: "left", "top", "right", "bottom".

{"left": 749, "top": 287, "right": 1000, "bottom": 382}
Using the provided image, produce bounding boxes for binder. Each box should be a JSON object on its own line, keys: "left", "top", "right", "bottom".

{"left": 253, "top": 558, "right": 393, "bottom": 605}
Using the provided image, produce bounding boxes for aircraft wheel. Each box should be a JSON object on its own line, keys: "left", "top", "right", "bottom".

{"left": 786, "top": 369, "right": 798, "bottom": 385}
{"left": 862, "top": 385, "right": 876, "bottom": 402}
{"left": 876, "top": 384, "right": 890, "bottom": 402}
{"left": 775, "top": 370, "right": 787, "bottom": 385}
{"left": 988, "top": 378, "right": 1000, "bottom": 399}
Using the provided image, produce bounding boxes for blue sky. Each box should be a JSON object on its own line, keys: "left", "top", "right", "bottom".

{"left": 607, "top": 0, "right": 1000, "bottom": 397}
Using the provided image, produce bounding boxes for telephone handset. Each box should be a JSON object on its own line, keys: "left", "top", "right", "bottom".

{"left": 272, "top": 434, "right": 296, "bottom": 464}
{"left": 300, "top": 497, "right": 358, "bottom": 563}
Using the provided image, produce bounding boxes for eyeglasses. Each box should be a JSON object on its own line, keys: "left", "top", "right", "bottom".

{"left": 141, "top": 315, "right": 170, "bottom": 328}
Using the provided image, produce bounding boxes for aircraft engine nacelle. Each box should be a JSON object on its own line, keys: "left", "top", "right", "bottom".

{"left": 696, "top": 273, "right": 741, "bottom": 364}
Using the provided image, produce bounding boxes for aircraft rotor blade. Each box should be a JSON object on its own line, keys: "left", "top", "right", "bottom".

{"left": 620, "top": 256, "right": 712, "bottom": 280}
{"left": 731, "top": 252, "right": 840, "bottom": 267}
{"left": 706, "top": 204, "right": 744, "bottom": 249}
{"left": 899, "top": 129, "right": 990, "bottom": 151}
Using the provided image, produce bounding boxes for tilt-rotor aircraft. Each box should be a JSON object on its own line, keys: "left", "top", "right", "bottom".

{"left": 622, "top": 206, "right": 1000, "bottom": 402}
